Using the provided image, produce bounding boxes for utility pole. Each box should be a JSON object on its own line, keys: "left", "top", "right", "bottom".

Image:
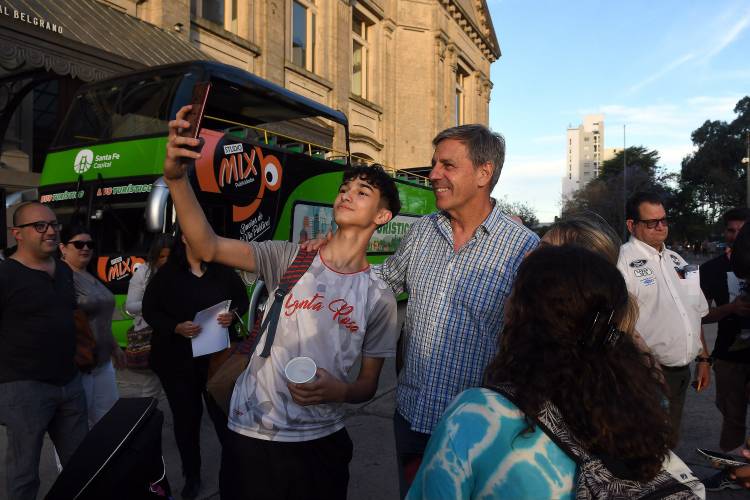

{"left": 744, "top": 130, "right": 750, "bottom": 208}
{"left": 623, "top": 124, "right": 627, "bottom": 240}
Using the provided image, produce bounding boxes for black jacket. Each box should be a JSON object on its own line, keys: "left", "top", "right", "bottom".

{"left": 143, "top": 261, "right": 249, "bottom": 373}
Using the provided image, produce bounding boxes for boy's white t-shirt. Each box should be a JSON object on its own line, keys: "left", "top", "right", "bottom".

{"left": 228, "top": 241, "right": 398, "bottom": 442}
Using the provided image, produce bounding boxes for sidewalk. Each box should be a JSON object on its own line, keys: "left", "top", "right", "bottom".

{"left": 3, "top": 323, "right": 748, "bottom": 499}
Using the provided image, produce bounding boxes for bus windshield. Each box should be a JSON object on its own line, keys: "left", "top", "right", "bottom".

{"left": 49, "top": 61, "right": 359, "bottom": 164}
{"left": 52, "top": 72, "right": 185, "bottom": 149}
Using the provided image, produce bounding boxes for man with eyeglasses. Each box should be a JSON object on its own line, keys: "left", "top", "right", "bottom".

{"left": 0, "top": 201, "right": 88, "bottom": 500}
{"left": 616, "top": 191, "right": 710, "bottom": 440}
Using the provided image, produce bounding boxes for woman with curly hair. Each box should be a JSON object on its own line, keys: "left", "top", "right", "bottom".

{"left": 407, "top": 245, "right": 692, "bottom": 499}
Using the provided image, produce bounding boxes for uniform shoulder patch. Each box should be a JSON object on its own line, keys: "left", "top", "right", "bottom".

{"left": 629, "top": 259, "right": 647, "bottom": 268}
{"left": 669, "top": 254, "right": 681, "bottom": 266}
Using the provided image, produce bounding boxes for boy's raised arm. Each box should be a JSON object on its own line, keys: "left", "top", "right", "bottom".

{"left": 164, "top": 105, "right": 257, "bottom": 273}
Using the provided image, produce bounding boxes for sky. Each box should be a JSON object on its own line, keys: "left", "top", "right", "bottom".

{"left": 486, "top": 0, "right": 750, "bottom": 222}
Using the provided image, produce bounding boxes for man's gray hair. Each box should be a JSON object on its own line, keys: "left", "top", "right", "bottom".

{"left": 432, "top": 124, "right": 505, "bottom": 190}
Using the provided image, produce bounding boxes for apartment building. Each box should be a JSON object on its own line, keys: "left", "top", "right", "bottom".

{"left": 561, "top": 114, "right": 620, "bottom": 201}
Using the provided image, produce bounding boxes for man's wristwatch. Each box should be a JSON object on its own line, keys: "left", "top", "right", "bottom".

{"left": 695, "top": 355, "right": 714, "bottom": 366}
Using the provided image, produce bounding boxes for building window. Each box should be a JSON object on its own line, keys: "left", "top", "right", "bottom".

{"left": 455, "top": 67, "right": 468, "bottom": 126}
{"left": 292, "top": 0, "right": 316, "bottom": 72}
{"left": 230, "top": 0, "right": 238, "bottom": 32}
{"left": 191, "top": 0, "right": 239, "bottom": 33}
{"left": 352, "top": 12, "right": 370, "bottom": 98}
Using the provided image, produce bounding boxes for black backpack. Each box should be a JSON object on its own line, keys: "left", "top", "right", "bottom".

{"left": 46, "top": 397, "right": 171, "bottom": 500}
{"left": 490, "top": 384, "right": 703, "bottom": 500}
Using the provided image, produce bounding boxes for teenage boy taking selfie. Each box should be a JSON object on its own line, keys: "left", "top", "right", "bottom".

{"left": 163, "top": 105, "right": 400, "bottom": 500}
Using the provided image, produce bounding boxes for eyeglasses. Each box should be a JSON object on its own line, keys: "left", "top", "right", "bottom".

{"left": 636, "top": 218, "right": 668, "bottom": 229}
{"left": 15, "top": 220, "right": 63, "bottom": 233}
{"left": 68, "top": 240, "right": 95, "bottom": 250}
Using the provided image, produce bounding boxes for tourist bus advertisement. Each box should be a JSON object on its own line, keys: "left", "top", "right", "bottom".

{"left": 29, "top": 61, "right": 435, "bottom": 345}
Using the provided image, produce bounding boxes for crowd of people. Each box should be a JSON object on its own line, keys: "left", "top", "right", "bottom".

{"left": 1, "top": 109, "right": 749, "bottom": 499}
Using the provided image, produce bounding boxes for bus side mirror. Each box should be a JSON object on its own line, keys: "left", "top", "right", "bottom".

{"left": 145, "top": 177, "right": 170, "bottom": 233}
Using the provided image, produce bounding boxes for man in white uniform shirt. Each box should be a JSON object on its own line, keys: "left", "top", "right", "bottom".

{"left": 617, "top": 192, "right": 710, "bottom": 438}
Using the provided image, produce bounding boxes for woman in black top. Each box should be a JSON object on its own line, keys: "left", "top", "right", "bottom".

{"left": 143, "top": 233, "right": 248, "bottom": 499}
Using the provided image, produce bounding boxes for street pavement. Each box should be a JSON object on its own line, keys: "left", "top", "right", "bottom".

{"left": 3, "top": 258, "right": 749, "bottom": 498}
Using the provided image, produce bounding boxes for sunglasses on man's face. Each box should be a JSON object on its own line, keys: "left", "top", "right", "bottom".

{"left": 69, "top": 240, "right": 95, "bottom": 250}
{"left": 636, "top": 218, "right": 668, "bottom": 229}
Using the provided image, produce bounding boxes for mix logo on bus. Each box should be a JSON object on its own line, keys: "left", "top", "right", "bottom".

{"left": 97, "top": 255, "right": 145, "bottom": 284}
{"left": 195, "top": 130, "right": 283, "bottom": 241}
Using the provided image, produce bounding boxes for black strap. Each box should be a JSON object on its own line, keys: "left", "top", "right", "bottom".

{"left": 487, "top": 384, "right": 584, "bottom": 465}
{"left": 232, "top": 249, "right": 317, "bottom": 359}
{"left": 259, "top": 249, "right": 317, "bottom": 357}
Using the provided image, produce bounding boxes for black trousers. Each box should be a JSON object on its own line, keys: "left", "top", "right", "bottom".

{"left": 220, "top": 428, "right": 353, "bottom": 500}
{"left": 660, "top": 363, "right": 691, "bottom": 441}
{"left": 155, "top": 358, "right": 228, "bottom": 478}
{"left": 393, "top": 411, "right": 431, "bottom": 499}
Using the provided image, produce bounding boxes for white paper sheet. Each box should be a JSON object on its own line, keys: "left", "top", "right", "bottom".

{"left": 191, "top": 300, "right": 231, "bottom": 357}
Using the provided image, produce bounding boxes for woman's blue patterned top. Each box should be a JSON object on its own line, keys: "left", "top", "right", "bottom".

{"left": 407, "top": 387, "right": 577, "bottom": 499}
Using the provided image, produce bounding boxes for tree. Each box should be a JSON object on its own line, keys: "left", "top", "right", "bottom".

{"left": 679, "top": 96, "right": 749, "bottom": 225}
{"left": 496, "top": 197, "right": 540, "bottom": 228}
{"left": 562, "top": 146, "right": 672, "bottom": 238}
{"left": 560, "top": 96, "right": 750, "bottom": 244}
{"left": 600, "top": 146, "right": 660, "bottom": 181}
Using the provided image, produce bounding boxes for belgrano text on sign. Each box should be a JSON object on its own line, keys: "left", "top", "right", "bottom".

{"left": 0, "top": 4, "right": 63, "bottom": 34}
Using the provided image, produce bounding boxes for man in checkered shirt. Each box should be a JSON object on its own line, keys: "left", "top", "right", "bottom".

{"left": 378, "top": 124, "right": 539, "bottom": 497}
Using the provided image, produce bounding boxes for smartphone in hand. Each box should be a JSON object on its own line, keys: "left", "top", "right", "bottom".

{"left": 181, "top": 81, "right": 211, "bottom": 140}
{"left": 697, "top": 448, "right": 750, "bottom": 469}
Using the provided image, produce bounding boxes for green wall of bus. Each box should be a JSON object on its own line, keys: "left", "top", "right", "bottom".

{"left": 42, "top": 137, "right": 435, "bottom": 346}
{"left": 41, "top": 137, "right": 168, "bottom": 186}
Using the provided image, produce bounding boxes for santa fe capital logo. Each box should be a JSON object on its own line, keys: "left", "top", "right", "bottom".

{"left": 73, "top": 149, "right": 94, "bottom": 174}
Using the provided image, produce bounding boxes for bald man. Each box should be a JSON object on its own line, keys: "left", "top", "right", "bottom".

{"left": 0, "top": 202, "right": 87, "bottom": 500}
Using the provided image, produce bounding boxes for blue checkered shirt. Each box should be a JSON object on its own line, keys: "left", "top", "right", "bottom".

{"left": 377, "top": 201, "right": 539, "bottom": 434}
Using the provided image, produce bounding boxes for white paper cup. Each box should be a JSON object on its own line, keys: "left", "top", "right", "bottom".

{"left": 285, "top": 357, "right": 317, "bottom": 384}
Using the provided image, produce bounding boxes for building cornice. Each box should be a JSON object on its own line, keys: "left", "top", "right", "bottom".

{"left": 284, "top": 61, "right": 334, "bottom": 90}
{"left": 191, "top": 18, "right": 262, "bottom": 56}
{"left": 350, "top": 93, "right": 384, "bottom": 114}
{"left": 350, "top": 132, "right": 384, "bottom": 151}
{"left": 438, "top": 0, "right": 500, "bottom": 62}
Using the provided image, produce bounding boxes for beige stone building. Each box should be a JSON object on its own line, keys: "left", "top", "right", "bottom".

{"left": 123, "top": 0, "right": 500, "bottom": 170}
{"left": 0, "top": 0, "right": 499, "bottom": 195}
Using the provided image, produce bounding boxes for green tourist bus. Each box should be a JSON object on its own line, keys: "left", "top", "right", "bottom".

{"left": 34, "top": 60, "right": 435, "bottom": 344}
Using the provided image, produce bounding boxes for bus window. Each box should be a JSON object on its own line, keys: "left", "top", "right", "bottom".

{"left": 91, "top": 205, "right": 149, "bottom": 256}
{"left": 113, "top": 78, "right": 177, "bottom": 137}
{"left": 53, "top": 74, "right": 182, "bottom": 149}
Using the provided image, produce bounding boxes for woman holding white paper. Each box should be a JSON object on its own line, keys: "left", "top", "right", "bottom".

{"left": 143, "top": 232, "right": 248, "bottom": 499}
